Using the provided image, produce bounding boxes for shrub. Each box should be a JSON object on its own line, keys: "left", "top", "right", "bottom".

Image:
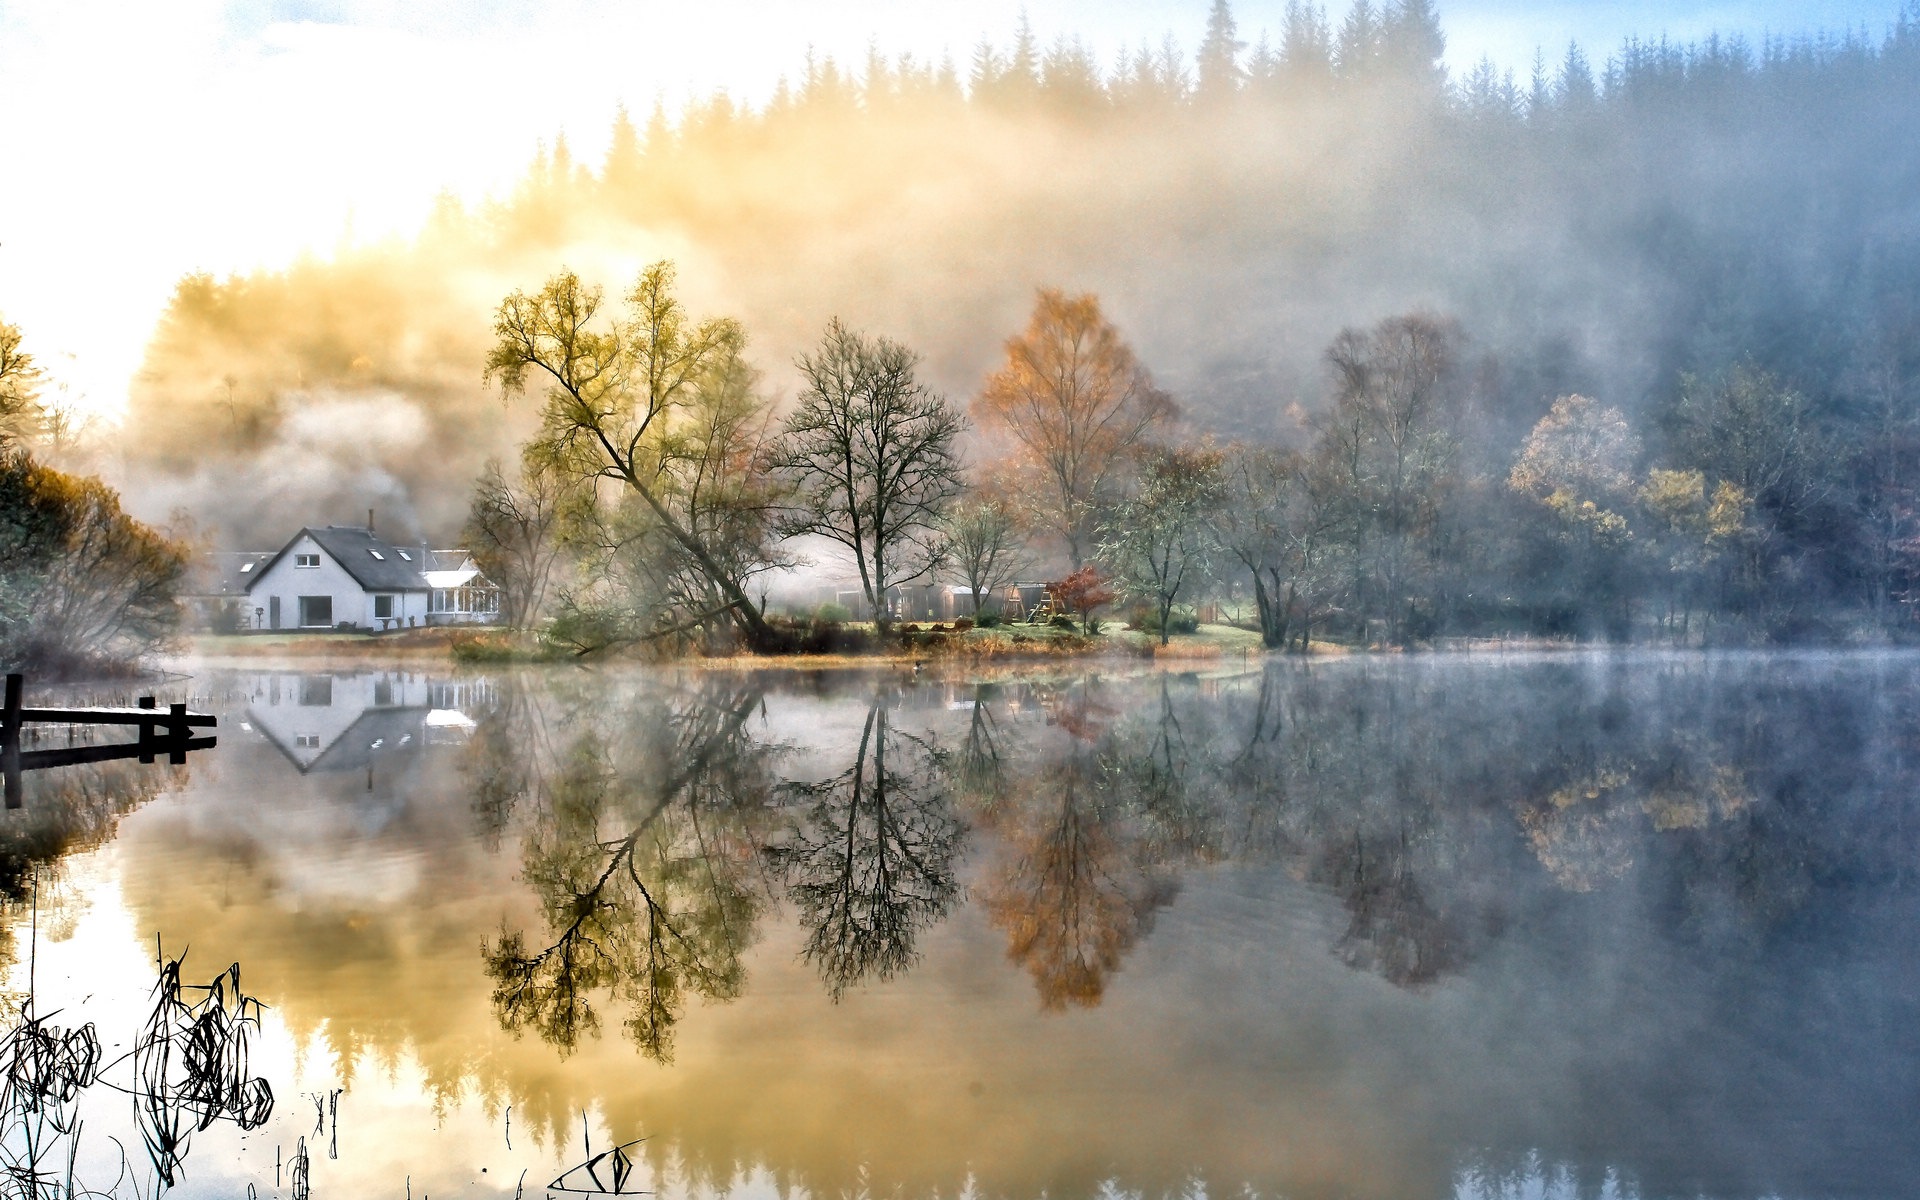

{"left": 0, "top": 450, "right": 187, "bottom": 672}
{"left": 814, "top": 601, "right": 854, "bottom": 624}
{"left": 1128, "top": 603, "right": 1199, "bottom": 635}
{"left": 451, "top": 632, "right": 554, "bottom": 663}
{"left": 1049, "top": 614, "right": 1076, "bottom": 630}
{"left": 953, "top": 617, "right": 974, "bottom": 631}
{"left": 976, "top": 611, "right": 1001, "bottom": 628}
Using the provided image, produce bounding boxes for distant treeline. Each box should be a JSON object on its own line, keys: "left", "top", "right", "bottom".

{"left": 114, "top": 1, "right": 1920, "bottom": 642}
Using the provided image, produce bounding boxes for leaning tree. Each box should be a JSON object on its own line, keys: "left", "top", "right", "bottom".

{"left": 486, "top": 262, "right": 782, "bottom": 648}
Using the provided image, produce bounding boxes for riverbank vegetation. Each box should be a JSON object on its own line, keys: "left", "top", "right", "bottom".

{"left": 0, "top": 320, "right": 188, "bottom": 676}
{"left": 465, "top": 267, "right": 1920, "bottom": 660}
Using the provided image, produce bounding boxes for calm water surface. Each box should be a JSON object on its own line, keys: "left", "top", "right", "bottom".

{"left": 5, "top": 652, "right": 1918, "bottom": 1199}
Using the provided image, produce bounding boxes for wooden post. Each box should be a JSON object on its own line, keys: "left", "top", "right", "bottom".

{"left": 3, "top": 674, "right": 21, "bottom": 810}
{"left": 137, "top": 695, "right": 156, "bottom": 764}
{"left": 167, "top": 702, "right": 188, "bottom": 766}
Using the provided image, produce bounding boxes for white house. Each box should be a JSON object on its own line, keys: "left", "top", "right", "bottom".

{"left": 244, "top": 525, "right": 500, "bottom": 631}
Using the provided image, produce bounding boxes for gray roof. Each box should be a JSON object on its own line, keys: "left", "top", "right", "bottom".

{"left": 249, "top": 526, "right": 434, "bottom": 592}
{"left": 306, "top": 707, "right": 430, "bottom": 773}
{"left": 186, "top": 551, "right": 276, "bottom": 598}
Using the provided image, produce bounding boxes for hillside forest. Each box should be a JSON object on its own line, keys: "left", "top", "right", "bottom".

{"left": 15, "top": 0, "right": 1920, "bottom": 659}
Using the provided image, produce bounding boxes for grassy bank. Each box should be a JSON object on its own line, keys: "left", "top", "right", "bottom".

{"left": 177, "top": 621, "right": 1282, "bottom": 669}
{"left": 181, "top": 628, "right": 466, "bottom": 661}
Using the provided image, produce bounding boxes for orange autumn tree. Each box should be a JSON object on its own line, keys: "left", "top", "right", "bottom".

{"left": 1054, "top": 565, "right": 1115, "bottom": 635}
{"left": 973, "top": 290, "right": 1178, "bottom": 568}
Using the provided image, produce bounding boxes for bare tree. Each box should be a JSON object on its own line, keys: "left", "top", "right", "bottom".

{"left": 973, "top": 289, "right": 1177, "bottom": 568}
{"left": 1216, "top": 442, "right": 1345, "bottom": 650}
{"left": 486, "top": 262, "right": 779, "bottom": 647}
{"left": 465, "top": 455, "right": 576, "bottom": 629}
{"left": 766, "top": 703, "right": 963, "bottom": 999}
{"left": 1319, "top": 313, "right": 1465, "bottom": 644}
{"left": 944, "top": 493, "right": 1031, "bottom": 617}
{"left": 775, "top": 319, "right": 966, "bottom": 634}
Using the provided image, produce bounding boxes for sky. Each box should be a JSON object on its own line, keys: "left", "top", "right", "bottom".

{"left": 0, "top": 0, "right": 1903, "bottom": 421}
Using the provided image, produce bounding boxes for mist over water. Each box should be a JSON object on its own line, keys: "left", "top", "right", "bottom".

{"left": 5, "top": 653, "right": 1917, "bottom": 1198}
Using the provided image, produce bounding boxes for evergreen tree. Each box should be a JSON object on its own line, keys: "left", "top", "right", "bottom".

{"left": 1196, "top": 0, "right": 1246, "bottom": 100}
{"left": 1559, "top": 41, "right": 1598, "bottom": 108}
{"left": 1381, "top": 0, "right": 1447, "bottom": 90}
{"left": 1007, "top": 11, "right": 1041, "bottom": 94}
{"left": 602, "top": 105, "right": 644, "bottom": 195}
{"left": 1280, "top": 1, "right": 1335, "bottom": 85}
{"left": 1245, "top": 31, "right": 1281, "bottom": 91}
{"left": 1336, "top": 1, "right": 1382, "bottom": 78}
{"left": 1527, "top": 48, "right": 1554, "bottom": 120}
{"left": 1042, "top": 36, "right": 1106, "bottom": 112}
{"left": 968, "top": 39, "right": 1004, "bottom": 97}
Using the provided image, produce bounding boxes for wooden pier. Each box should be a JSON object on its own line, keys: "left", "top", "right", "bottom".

{"left": 1, "top": 673, "right": 218, "bottom": 809}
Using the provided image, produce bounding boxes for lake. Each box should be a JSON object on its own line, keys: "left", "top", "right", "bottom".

{"left": 4, "top": 652, "right": 1917, "bottom": 1199}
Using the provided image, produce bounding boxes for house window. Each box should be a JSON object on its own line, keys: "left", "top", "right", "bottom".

{"left": 295, "top": 735, "right": 320, "bottom": 749}
{"left": 298, "top": 596, "right": 332, "bottom": 627}
{"left": 295, "top": 553, "right": 320, "bottom": 568}
{"left": 374, "top": 594, "right": 395, "bottom": 620}
{"left": 369, "top": 549, "right": 385, "bottom": 561}
{"left": 239, "top": 562, "right": 254, "bottom": 574}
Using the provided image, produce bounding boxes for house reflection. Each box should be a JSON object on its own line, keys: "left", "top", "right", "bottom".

{"left": 243, "top": 672, "right": 492, "bottom": 775}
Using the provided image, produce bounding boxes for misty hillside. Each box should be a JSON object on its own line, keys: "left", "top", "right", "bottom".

{"left": 119, "top": 0, "right": 1920, "bottom": 548}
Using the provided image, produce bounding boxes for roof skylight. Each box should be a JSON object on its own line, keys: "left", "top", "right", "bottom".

{"left": 369, "top": 549, "right": 385, "bottom": 560}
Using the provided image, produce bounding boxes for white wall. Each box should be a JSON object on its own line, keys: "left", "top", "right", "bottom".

{"left": 245, "top": 534, "right": 431, "bottom": 630}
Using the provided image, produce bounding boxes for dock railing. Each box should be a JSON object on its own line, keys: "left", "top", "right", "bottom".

{"left": 1, "top": 673, "right": 218, "bottom": 809}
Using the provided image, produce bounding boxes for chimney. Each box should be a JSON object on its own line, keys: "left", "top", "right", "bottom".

{"left": 368, "top": 508, "right": 375, "bottom": 537}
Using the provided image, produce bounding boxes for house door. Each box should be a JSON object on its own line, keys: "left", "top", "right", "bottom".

{"left": 269, "top": 596, "right": 281, "bottom": 630}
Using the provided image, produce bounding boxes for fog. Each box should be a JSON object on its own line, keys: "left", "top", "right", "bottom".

{"left": 109, "top": 2, "right": 1920, "bottom": 554}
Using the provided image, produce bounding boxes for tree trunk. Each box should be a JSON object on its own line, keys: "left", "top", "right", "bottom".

{"left": 620, "top": 464, "right": 777, "bottom": 649}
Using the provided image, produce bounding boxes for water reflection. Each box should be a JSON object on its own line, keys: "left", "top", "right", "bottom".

{"left": 15, "top": 655, "right": 1920, "bottom": 1199}
{"left": 245, "top": 670, "right": 487, "bottom": 774}
{"left": 482, "top": 681, "right": 771, "bottom": 1060}
{"left": 767, "top": 702, "right": 964, "bottom": 1001}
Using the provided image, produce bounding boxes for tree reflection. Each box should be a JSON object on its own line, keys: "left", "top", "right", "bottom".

{"left": 954, "top": 685, "right": 1010, "bottom": 808}
{"left": 982, "top": 757, "right": 1178, "bottom": 1009}
{"left": 980, "top": 683, "right": 1181, "bottom": 1010}
{"left": 482, "top": 683, "right": 775, "bottom": 1061}
{"left": 766, "top": 703, "right": 963, "bottom": 999}
{"left": 1315, "top": 830, "right": 1463, "bottom": 987}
